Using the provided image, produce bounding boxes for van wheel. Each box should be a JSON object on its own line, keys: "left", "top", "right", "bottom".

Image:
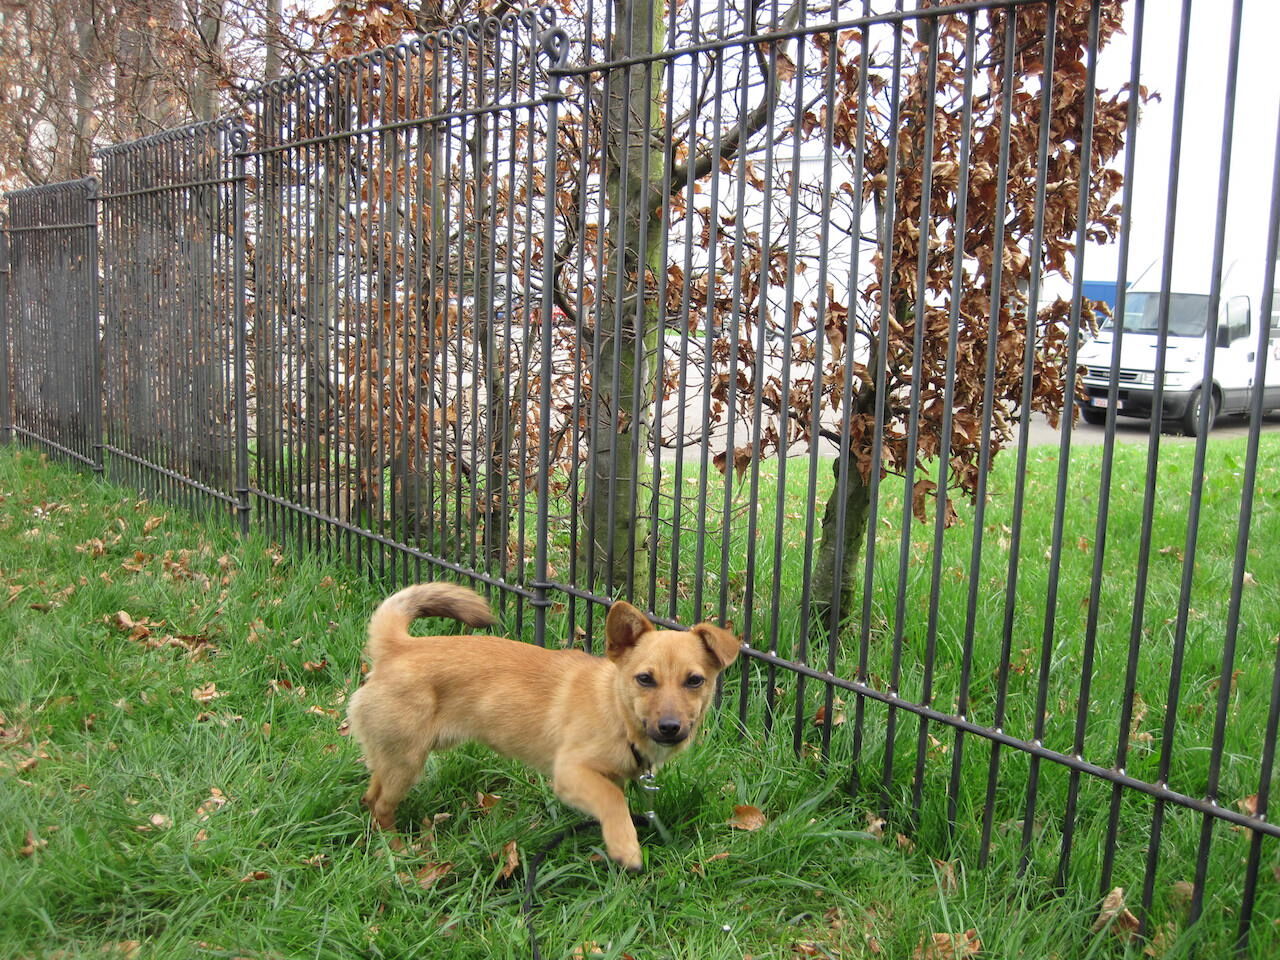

{"left": 1081, "top": 407, "right": 1107, "bottom": 426}
{"left": 1182, "top": 389, "right": 1220, "bottom": 437}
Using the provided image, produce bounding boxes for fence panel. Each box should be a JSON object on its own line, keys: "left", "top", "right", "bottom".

{"left": 538, "top": 0, "right": 1280, "bottom": 947}
{"left": 1, "top": 0, "right": 1277, "bottom": 951}
{"left": 98, "top": 122, "right": 245, "bottom": 515}
{"left": 1, "top": 179, "right": 101, "bottom": 469}
{"left": 248, "top": 10, "right": 559, "bottom": 631}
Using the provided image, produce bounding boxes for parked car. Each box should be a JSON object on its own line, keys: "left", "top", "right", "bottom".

{"left": 1076, "top": 274, "right": 1280, "bottom": 436}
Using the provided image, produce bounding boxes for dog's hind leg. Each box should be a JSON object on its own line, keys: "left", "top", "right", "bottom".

{"left": 361, "top": 741, "right": 430, "bottom": 830}
{"left": 349, "top": 686, "right": 435, "bottom": 831}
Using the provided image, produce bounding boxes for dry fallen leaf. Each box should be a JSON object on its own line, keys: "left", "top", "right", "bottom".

{"left": 413, "top": 861, "right": 454, "bottom": 889}
{"left": 142, "top": 514, "right": 166, "bottom": 535}
{"left": 1169, "top": 880, "right": 1195, "bottom": 908}
{"left": 196, "top": 788, "right": 227, "bottom": 820}
{"left": 932, "top": 858, "right": 959, "bottom": 895}
{"left": 18, "top": 830, "right": 47, "bottom": 857}
{"left": 191, "top": 683, "right": 223, "bottom": 704}
{"left": 475, "top": 792, "right": 502, "bottom": 812}
{"left": 1092, "top": 887, "right": 1140, "bottom": 941}
{"left": 865, "top": 812, "right": 886, "bottom": 839}
{"left": 913, "top": 929, "right": 981, "bottom": 959}
{"left": 728, "top": 804, "right": 767, "bottom": 831}
{"left": 133, "top": 813, "right": 173, "bottom": 833}
{"left": 495, "top": 840, "right": 520, "bottom": 880}
{"left": 239, "top": 870, "right": 270, "bottom": 883}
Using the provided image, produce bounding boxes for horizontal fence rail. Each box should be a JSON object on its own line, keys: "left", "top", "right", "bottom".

{"left": 2, "top": 1, "right": 1279, "bottom": 952}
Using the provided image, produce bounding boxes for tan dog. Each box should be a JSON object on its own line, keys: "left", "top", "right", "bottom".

{"left": 346, "top": 581, "right": 739, "bottom": 870}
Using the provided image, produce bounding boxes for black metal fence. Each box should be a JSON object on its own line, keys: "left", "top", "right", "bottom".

{"left": 1, "top": 178, "right": 101, "bottom": 469}
{"left": 3, "top": 0, "right": 1279, "bottom": 950}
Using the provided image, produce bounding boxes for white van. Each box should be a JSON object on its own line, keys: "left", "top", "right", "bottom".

{"left": 1076, "top": 280, "right": 1280, "bottom": 436}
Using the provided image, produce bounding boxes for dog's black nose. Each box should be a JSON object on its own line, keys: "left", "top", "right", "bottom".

{"left": 656, "top": 720, "right": 683, "bottom": 739}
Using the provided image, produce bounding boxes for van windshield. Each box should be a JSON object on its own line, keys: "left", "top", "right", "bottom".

{"left": 1101, "top": 292, "right": 1212, "bottom": 337}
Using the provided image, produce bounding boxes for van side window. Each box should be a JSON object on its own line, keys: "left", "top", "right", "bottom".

{"left": 1226, "top": 296, "right": 1250, "bottom": 343}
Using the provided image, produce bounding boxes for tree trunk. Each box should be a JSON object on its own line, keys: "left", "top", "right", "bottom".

{"left": 582, "top": 0, "right": 664, "bottom": 593}
{"left": 811, "top": 456, "right": 873, "bottom": 634}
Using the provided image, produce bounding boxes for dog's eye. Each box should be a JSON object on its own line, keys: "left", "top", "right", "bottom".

{"left": 685, "top": 674, "right": 705, "bottom": 688}
{"left": 635, "top": 673, "right": 656, "bottom": 687}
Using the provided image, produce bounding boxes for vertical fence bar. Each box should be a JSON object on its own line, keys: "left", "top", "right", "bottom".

{"left": 232, "top": 123, "right": 251, "bottom": 536}
{"left": 0, "top": 213, "right": 10, "bottom": 446}
{"left": 1232, "top": 79, "right": 1280, "bottom": 957}
{"left": 534, "top": 25, "right": 570, "bottom": 646}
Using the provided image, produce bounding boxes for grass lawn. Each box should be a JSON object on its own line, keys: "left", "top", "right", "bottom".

{"left": 1, "top": 440, "right": 1277, "bottom": 958}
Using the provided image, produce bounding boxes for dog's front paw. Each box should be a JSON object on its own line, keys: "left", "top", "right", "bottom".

{"left": 608, "top": 838, "right": 644, "bottom": 873}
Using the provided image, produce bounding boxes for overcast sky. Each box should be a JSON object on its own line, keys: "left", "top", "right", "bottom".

{"left": 1085, "top": 0, "right": 1280, "bottom": 299}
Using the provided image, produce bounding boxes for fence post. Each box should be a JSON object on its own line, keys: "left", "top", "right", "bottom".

{"left": 85, "top": 178, "right": 104, "bottom": 475}
{"left": 230, "top": 123, "right": 251, "bottom": 536}
{"left": 532, "top": 26, "right": 571, "bottom": 646}
{"left": 0, "top": 212, "right": 9, "bottom": 447}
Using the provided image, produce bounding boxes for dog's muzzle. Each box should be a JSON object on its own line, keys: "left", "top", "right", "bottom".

{"left": 649, "top": 720, "right": 688, "bottom": 745}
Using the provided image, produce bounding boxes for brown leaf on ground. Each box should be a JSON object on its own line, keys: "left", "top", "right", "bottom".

{"left": 913, "top": 929, "right": 981, "bottom": 959}
{"left": 475, "top": 792, "right": 501, "bottom": 812}
{"left": 728, "top": 804, "right": 767, "bottom": 831}
{"left": 302, "top": 659, "right": 328, "bottom": 672}
{"left": 142, "top": 514, "right": 166, "bottom": 534}
{"left": 495, "top": 839, "right": 520, "bottom": 879}
{"left": 1092, "top": 887, "right": 1140, "bottom": 941}
{"left": 101, "top": 941, "right": 141, "bottom": 958}
{"left": 195, "top": 788, "right": 227, "bottom": 820}
{"left": 933, "top": 858, "right": 959, "bottom": 894}
{"left": 864, "top": 812, "right": 886, "bottom": 839}
{"left": 18, "top": 830, "right": 47, "bottom": 857}
{"left": 239, "top": 870, "right": 270, "bottom": 882}
{"left": 811, "top": 704, "right": 846, "bottom": 728}
{"left": 134, "top": 813, "right": 172, "bottom": 833}
{"left": 1143, "top": 922, "right": 1178, "bottom": 958}
{"left": 1169, "top": 880, "right": 1195, "bottom": 908}
{"left": 413, "top": 861, "right": 453, "bottom": 888}
{"left": 191, "top": 683, "right": 223, "bottom": 704}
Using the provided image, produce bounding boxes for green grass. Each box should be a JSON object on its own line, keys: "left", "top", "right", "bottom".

{"left": 1, "top": 441, "right": 1278, "bottom": 958}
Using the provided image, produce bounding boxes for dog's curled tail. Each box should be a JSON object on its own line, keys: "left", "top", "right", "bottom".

{"left": 367, "top": 582, "right": 496, "bottom": 661}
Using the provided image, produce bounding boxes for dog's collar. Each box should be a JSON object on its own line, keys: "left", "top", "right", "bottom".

{"left": 629, "top": 741, "right": 653, "bottom": 778}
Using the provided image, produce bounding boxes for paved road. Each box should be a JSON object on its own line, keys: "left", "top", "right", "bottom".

{"left": 1025, "top": 409, "right": 1280, "bottom": 446}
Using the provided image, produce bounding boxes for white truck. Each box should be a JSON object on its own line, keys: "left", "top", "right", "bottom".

{"left": 1076, "top": 279, "right": 1280, "bottom": 436}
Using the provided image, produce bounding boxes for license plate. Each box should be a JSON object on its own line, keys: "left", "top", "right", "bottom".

{"left": 1092, "top": 396, "right": 1111, "bottom": 408}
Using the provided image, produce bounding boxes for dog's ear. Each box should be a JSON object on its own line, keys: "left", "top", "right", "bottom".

{"left": 605, "top": 601, "right": 655, "bottom": 662}
{"left": 691, "top": 623, "right": 740, "bottom": 669}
